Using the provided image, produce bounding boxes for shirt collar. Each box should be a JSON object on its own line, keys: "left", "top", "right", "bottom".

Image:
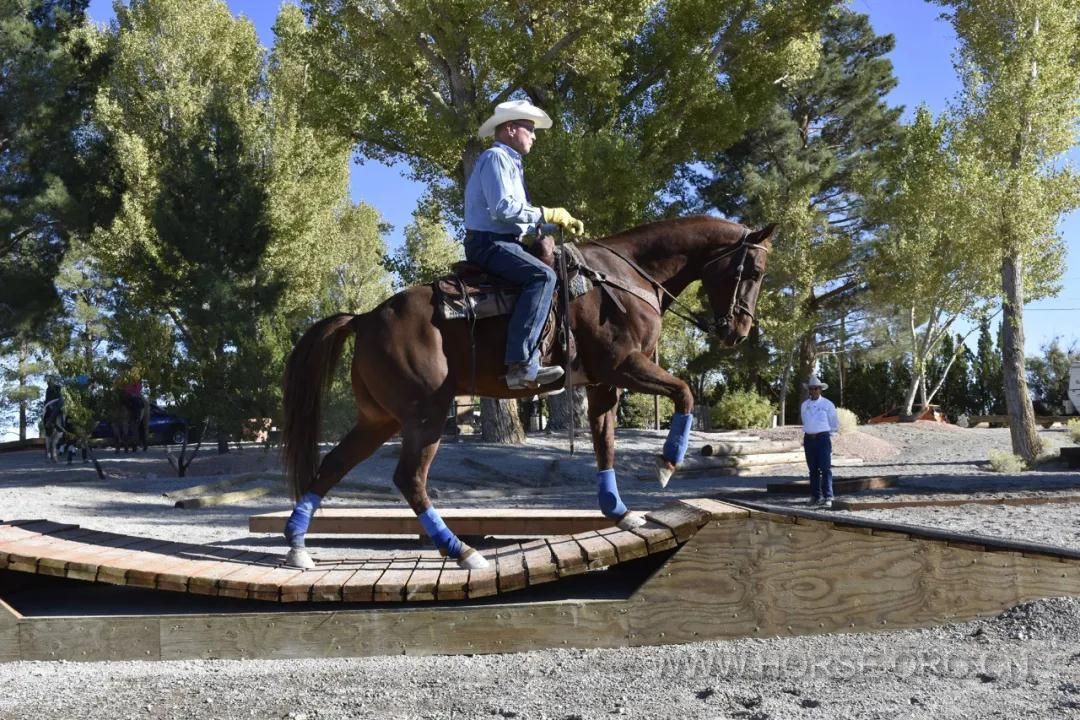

{"left": 493, "top": 141, "right": 523, "bottom": 163}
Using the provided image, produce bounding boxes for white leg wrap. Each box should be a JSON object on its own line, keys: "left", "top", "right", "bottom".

{"left": 654, "top": 455, "right": 675, "bottom": 489}
{"left": 457, "top": 546, "right": 490, "bottom": 570}
{"left": 285, "top": 548, "right": 315, "bottom": 569}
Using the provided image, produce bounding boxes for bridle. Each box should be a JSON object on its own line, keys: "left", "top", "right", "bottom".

{"left": 700, "top": 231, "right": 769, "bottom": 326}
{"left": 593, "top": 228, "right": 767, "bottom": 336}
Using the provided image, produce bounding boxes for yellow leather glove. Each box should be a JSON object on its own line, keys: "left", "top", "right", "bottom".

{"left": 540, "top": 206, "right": 585, "bottom": 236}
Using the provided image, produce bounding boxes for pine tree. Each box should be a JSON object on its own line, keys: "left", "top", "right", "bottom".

{"left": 695, "top": 8, "right": 902, "bottom": 422}
{"left": 972, "top": 318, "right": 1004, "bottom": 416}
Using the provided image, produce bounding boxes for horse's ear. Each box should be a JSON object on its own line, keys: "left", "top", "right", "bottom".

{"left": 750, "top": 223, "right": 777, "bottom": 246}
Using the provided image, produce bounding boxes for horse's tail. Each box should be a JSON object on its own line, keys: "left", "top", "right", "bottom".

{"left": 281, "top": 313, "right": 359, "bottom": 501}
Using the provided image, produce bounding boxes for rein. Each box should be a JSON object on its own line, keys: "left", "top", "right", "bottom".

{"left": 591, "top": 227, "right": 760, "bottom": 335}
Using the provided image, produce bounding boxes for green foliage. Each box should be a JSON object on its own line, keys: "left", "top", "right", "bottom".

{"left": 988, "top": 448, "right": 1025, "bottom": 474}
{"left": 693, "top": 9, "right": 902, "bottom": 414}
{"left": 1066, "top": 419, "right": 1080, "bottom": 445}
{"left": 1025, "top": 339, "right": 1080, "bottom": 416}
{"left": 971, "top": 318, "right": 1005, "bottom": 415}
{"left": 836, "top": 407, "right": 858, "bottom": 435}
{"left": 384, "top": 197, "right": 462, "bottom": 288}
{"left": 618, "top": 392, "right": 674, "bottom": 430}
{"left": 712, "top": 389, "right": 775, "bottom": 430}
{"left": 0, "top": 1, "right": 119, "bottom": 339}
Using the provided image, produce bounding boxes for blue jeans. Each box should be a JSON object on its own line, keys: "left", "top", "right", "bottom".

{"left": 464, "top": 233, "right": 556, "bottom": 375}
{"left": 803, "top": 433, "right": 833, "bottom": 500}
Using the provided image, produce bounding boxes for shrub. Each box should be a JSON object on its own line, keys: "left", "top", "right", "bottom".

{"left": 1068, "top": 418, "right": 1080, "bottom": 445}
{"left": 836, "top": 407, "right": 858, "bottom": 435}
{"left": 618, "top": 392, "right": 674, "bottom": 429}
{"left": 988, "top": 448, "right": 1026, "bottom": 473}
{"left": 712, "top": 389, "right": 775, "bottom": 430}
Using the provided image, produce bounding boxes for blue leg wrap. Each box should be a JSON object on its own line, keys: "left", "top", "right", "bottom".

{"left": 597, "top": 468, "right": 627, "bottom": 519}
{"left": 419, "top": 507, "right": 463, "bottom": 559}
{"left": 284, "top": 491, "right": 322, "bottom": 549}
{"left": 662, "top": 412, "right": 693, "bottom": 465}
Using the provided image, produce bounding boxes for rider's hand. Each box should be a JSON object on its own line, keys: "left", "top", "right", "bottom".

{"left": 540, "top": 206, "right": 585, "bottom": 236}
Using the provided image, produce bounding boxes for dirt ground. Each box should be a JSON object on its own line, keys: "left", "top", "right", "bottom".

{"left": 1, "top": 421, "right": 1078, "bottom": 719}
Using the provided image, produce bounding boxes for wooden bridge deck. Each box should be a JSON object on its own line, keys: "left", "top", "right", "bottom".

{"left": 0, "top": 500, "right": 726, "bottom": 604}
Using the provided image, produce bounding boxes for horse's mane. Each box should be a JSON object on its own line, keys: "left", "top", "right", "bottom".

{"left": 587, "top": 215, "right": 744, "bottom": 252}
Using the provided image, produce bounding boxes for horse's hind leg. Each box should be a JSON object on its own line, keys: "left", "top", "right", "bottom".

{"left": 585, "top": 385, "right": 646, "bottom": 529}
{"left": 393, "top": 401, "right": 489, "bottom": 570}
{"left": 284, "top": 415, "right": 399, "bottom": 568}
{"left": 611, "top": 350, "right": 695, "bottom": 488}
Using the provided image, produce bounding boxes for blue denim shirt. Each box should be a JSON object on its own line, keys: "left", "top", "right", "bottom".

{"left": 464, "top": 142, "right": 542, "bottom": 236}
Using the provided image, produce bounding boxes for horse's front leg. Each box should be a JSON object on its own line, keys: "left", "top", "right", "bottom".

{"left": 612, "top": 351, "right": 695, "bottom": 488}
{"left": 586, "top": 386, "right": 646, "bottom": 529}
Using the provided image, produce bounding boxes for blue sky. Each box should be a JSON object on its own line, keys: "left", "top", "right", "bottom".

{"left": 86, "top": 0, "right": 1079, "bottom": 354}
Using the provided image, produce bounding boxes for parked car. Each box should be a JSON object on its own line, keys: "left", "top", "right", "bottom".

{"left": 868, "top": 405, "right": 948, "bottom": 424}
{"left": 92, "top": 406, "right": 190, "bottom": 445}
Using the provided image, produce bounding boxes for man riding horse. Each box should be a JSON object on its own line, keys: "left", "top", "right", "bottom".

{"left": 280, "top": 100, "right": 775, "bottom": 571}
{"left": 463, "top": 99, "right": 585, "bottom": 391}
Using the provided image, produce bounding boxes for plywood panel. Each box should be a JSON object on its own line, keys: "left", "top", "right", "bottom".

{"left": 159, "top": 600, "right": 629, "bottom": 660}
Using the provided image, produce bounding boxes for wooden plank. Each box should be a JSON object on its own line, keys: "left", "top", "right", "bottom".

{"left": 627, "top": 521, "right": 678, "bottom": 554}
{"left": 249, "top": 508, "right": 616, "bottom": 537}
{"left": 700, "top": 440, "right": 800, "bottom": 457}
{"left": 645, "top": 501, "right": 713, "bottom": 543}
{"left": 131, "top": 545, "right": 249, "bottom": 592}
{"left": 520, "top": 539, "right": 558, "bottom": 586}
{"left": 677, "top": 498, "right": 750, "bottom": 520}
{"left": 174, "top": 485, "right": 272, "bottom": 509}
{"left": 0, "top": 596, "right": 19, "bottom": 663}
{"left": 435, "top": 565, "right": 470, "bottom": 601}
{"left": 310, "top": 568, "right": 361, "bottom": 603}
{"left": 60, "top": 532, "right": 172, "bottom": 583}
{"left": 280, "top": 568, "right": 332, "bottom": 603}
{"left": 372, "top": 559, "right": 418, "bottom": 602}
{"left": 468, "top": 567, "right": 498, "bottom": 599}
{"left": 94, "top": 539, "right": 195, "bottom": 586}
{"left": 595, "top": 527, "right": 649, "bottom": 563}
{"left": 767, "top": 475, "right": 898, "bottom": 495}
{"left": 833, "top": 494, "right": 1080, "bottom": 511}
{"left": 217, "top": 561, "right": 300, "bottom": 601}
{"left": 573, "top": 532, "right": 618, "bottom": 569}
{"left": 404, "top": 559, "right": 444, "bottom": 602}
{"left": 341, "top": 561, "right": 389, "bottom": 602}
{"left": 1, "top": 527, "right": 99, "bottom": 574}
{"left": 183, "top": 552, "right": 279, "bottom": 597}
{"left": 494, "top": 543, "right": 527, "bottom": 593}
{"left": 546, "top": 537, "right": 587, "bottom": 576}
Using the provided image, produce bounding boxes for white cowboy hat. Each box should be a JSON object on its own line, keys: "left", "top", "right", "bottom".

{"left": 805, "top": 375, "right": 829, "bottom": 390}
{"left": 478, "top": 100, "right": 553, "bottom": 138}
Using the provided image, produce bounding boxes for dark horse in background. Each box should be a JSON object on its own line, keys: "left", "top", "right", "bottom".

{"left": 280, "top": 216, "right": 774, "bottom": 569}
{"left": 42, "top": 393, "right": 67, "bottom": 463}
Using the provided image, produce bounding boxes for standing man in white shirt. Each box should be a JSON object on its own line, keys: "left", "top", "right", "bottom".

{"left": 800, "top": 375, "right": 839, "bottom": 508}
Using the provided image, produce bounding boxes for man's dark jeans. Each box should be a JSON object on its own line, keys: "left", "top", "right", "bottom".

{"left": 464, "top": 231, "right": 556, "bottom": 376}
{"left": 803, "top": 432, "right": 833, "bottom": 501}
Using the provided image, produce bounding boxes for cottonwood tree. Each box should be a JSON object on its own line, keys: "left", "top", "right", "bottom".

{"left": 862, "top": 108, "right": 998, "bottom": 417}
{"left": 294, "top": 0, "right": 835, "bottom": 441}
{"left": 88, "top": 0, "right": 390, "bottom": 453}
{"left": 934, "top": 0, "right": 1080, "bottom": 461}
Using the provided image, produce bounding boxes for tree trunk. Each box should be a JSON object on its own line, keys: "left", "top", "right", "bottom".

{"left": 777, "top": 350, "right": 793, "bottom": 426}
{"left": 1000, "top": 253, "right": 1041, "bottom": 462}
{"left": 480, "top": 398, "right": 525, "bottom": 443}
{"left": 795, "top": 329, "right": 818, "bottom": 394}
{"left": 546, "top": 387, "right": 587, "bottom": 431}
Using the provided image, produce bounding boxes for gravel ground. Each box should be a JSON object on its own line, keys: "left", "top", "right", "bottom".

{"left": 1, "top": 422, "right": 1079, "bottom": 719}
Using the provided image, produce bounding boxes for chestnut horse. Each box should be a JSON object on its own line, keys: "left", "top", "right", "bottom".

{"left": 280, "top": 216, "right": 773, "bottom": 569}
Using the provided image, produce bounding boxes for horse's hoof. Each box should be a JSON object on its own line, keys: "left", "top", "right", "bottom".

{"left": 654, "top": 456, "right": 675, "bottom": 488}
{"left": 285, "top": 548, "right": 315, "bottom": 569}
{"left": 616, "top": 511, "right": 647, "bottom": 530}
{"left": 457, "top": 547, "right": 490, "bottom": 570}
